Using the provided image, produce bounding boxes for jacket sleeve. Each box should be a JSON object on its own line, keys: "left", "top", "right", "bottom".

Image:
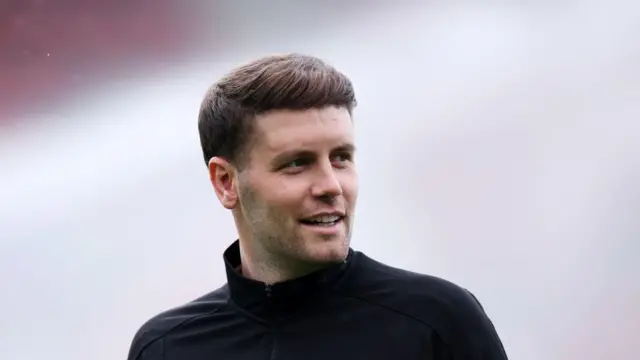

{"left": 127, "top": 326, "right": 165, "bottom": 360}
{"left": 439, "top": 290, "right": 509, "bottom": 360}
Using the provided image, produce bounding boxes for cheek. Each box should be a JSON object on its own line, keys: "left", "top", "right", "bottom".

{"left": 339, "top": 171, "right": 359, "bottom": 201}
{"left": 265, "top": 181, "right": 308, "bottom": 209}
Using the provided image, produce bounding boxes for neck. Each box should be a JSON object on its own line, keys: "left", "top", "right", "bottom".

{"left": 238, "top": 242, "right": 324, "bottom": 284}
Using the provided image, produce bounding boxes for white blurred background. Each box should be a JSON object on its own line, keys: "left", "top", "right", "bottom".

{"left": 1, "top": 2, "right": 639, "bottom": 359}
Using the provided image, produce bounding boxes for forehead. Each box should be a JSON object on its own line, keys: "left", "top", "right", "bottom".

{"left": 252, "top": 107, "right": 354, "bottom": 152}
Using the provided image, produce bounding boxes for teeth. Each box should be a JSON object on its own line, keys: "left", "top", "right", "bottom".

{"left": 308, "top": 215, "right": 340, "bottom": 223}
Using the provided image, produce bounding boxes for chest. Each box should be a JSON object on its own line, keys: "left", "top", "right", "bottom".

{"left": 164, "top": 300, "right": 436, "bottom": 360}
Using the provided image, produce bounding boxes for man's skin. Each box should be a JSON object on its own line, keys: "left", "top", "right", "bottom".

{"left": 208, "top": 106, "right": 358, "bottom": 284}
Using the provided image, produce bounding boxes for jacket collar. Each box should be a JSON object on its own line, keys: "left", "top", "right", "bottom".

{"left": 223, "top": 240, "right": 353, "bottom": 319}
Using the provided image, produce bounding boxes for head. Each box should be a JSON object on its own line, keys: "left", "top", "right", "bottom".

{"left": 198, "top": 54, "right": 358, "bottom": 282}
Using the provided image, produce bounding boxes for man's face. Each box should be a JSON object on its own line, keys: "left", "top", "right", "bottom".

{"left": 236, "top": 106, "right": 357, "bottom": 269}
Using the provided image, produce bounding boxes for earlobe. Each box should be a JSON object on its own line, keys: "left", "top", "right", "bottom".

{"left": 208, "top": 157, "right": 238, "bottom": 209}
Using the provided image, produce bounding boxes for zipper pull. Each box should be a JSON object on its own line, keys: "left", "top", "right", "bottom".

{"left": 265, "top": 284, "right": 272, "bottom": 298}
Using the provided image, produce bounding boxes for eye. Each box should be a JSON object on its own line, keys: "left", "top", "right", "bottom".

{"left": 331, "top": 152, "right": 353, "bottom": 166}
{"left": 285, "top": 159, "right": 303, "bottom": 168}
{"left": 282, "top": 158, "right": 312, "bottom": 170}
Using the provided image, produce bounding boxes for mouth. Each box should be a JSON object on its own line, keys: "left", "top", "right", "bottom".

{"left": 299, "top": 214, "right": 345, "bottom": 228}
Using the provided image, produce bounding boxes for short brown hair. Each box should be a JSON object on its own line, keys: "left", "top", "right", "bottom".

{"left": 197, "top": 53, "right": 357, "bottom": 166}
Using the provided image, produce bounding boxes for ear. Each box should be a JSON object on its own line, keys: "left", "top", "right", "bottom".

{"left": 208, "top": 157, "right": 239, "bottom": 209}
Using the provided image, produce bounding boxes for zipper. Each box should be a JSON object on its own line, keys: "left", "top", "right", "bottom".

{"left": 265, "top": 284, "right": 273, "bottom": 298}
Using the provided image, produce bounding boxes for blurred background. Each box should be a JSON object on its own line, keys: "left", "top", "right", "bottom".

{"left": 1, "top": 1, "right": 639, "bottom": 359}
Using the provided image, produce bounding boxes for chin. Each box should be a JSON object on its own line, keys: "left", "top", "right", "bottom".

{"left": 302, "top": 237, "right": 350, "bottom": 264}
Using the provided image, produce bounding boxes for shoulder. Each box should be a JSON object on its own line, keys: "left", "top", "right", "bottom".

{"left": 345, "top": 252, "right": 508, "bottom": 358}
{"left": 347, "top": 252, "right": 479, "bottom": 317}
{"left": 126, "top": 285, "right": 229, "bottom": 360}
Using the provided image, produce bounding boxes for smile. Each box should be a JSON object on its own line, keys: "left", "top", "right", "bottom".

{"left": 299, "top": 215, "right": 344, "bottom": 228}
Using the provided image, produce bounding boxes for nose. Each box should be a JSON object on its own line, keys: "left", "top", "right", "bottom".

{"left": 310, "top": 161, "right": 342, "bottom": 199}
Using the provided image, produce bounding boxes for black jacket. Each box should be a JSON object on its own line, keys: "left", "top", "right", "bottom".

{"left": 127, "top": 241, "right": 508, "bottom": 359}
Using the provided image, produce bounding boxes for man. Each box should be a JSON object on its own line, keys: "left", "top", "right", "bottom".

{"left": 127, "top": 53, "right": 509, "bottom": 360}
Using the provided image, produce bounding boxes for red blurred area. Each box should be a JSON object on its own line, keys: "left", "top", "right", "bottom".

{"left": 0, "top": 0, "right": 195, "bottom": 122}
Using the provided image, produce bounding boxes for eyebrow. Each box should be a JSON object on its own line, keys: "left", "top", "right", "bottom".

{"left": 269, "top": 143, "right": 356, "bottom": 169}
{"left": 335, "top": 143, "right": 356, "bottom": 154}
